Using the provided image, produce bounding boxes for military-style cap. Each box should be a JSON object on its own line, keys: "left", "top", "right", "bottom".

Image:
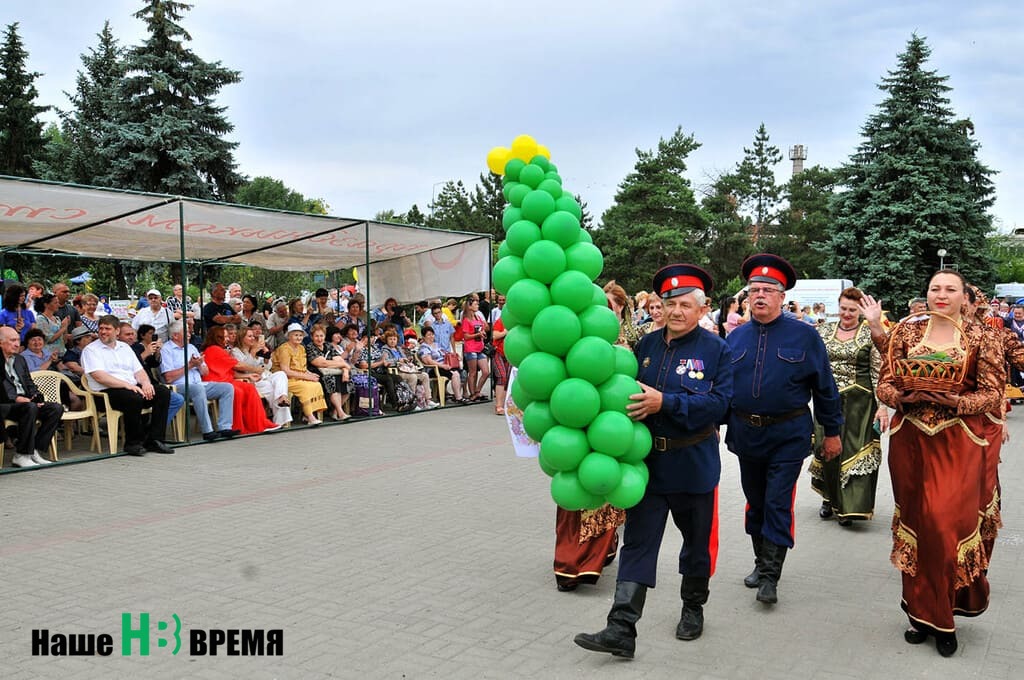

{"left": 741, "top": 253, "right": 797, "bottom": 290}
{"left": 652, "top": 264, "right": 713, "bottom": 299}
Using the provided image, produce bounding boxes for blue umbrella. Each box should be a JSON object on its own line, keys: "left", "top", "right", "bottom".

{"left": 69, "top": 272, "right": 92, "bottom": 284}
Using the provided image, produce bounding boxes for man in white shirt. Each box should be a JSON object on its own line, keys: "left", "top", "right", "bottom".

{"left": 132, "top": 289, "right": 173, "bottom": 341}
{"left": 82, "top": 315, "right": 174, "bottom": 455}
{"left": 161, "top": 321, "right": 237, "bottom": 442}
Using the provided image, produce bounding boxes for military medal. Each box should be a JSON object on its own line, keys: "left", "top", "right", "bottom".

{"left": 642, "top": 357, "right": 651, "bottom": 368}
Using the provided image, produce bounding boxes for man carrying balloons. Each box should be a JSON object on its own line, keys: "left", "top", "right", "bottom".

{"left": 575, "top": 264, "right": 733, "bottom": 658}
{"left": 724, "top": 254, "right": 843, "bottom": 606}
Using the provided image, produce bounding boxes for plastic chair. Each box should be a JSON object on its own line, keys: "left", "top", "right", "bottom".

{"left": 30, "top": 370, "right": 101, "bottom": 457}
{"left": 85, "top": 388, "right": 166, "bottom": 454}
{"left": 424, "top": 365, "right": 449, "bottom": 407}
{"left": 1, "top": 416, "right": 59, "bottom": 463}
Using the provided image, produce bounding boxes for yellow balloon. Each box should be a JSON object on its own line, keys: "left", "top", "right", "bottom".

{"left": 510, "top": 134, "right": 538, "bottom": 162}
{"left": 537, "top": 144, "right": 551, "bottom": 159}
{"left": 352, "top": 268, "right": 359, "bottom": 282}
{"left": 487, "top": 146, "right": 511, "bottom": 175}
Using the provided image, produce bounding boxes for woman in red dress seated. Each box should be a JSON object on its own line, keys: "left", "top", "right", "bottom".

{"left": 202, "top": 326, "right": 281, "bottom": 435}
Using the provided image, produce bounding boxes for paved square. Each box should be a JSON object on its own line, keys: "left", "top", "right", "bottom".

{"left": 1, "top": 404, "right": 1021, "bottom": 678}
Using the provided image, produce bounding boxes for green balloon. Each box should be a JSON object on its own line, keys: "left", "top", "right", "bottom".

{"left": 586, "top": 411, "right": 635, "bottom": 457}
{"left": 597, "top": 373, "right": 643, "bottom": 415}
{"left": 579, "top": 305, "right": 621, "bottom": 344}
{"left": 497, "top": 240, "right": 511, "bottom": 260}
{"left": 492, "top": 255, "right": 526, "bottom": 295}
{"left": 554, "top": 194, "right": 581, "bottom": 220}
{"left": 565, "top": 241, "right": 604, "bottom": 280}
{"left": 578, "top": 452, "right": 623, "bottom": 495}
{"left": 538, "top": 454, "right": 558, "bottom": 478}
{"left": 565, "top": 336, "right": 615, "bottom": 385}
{"left": 500, "top": 303, "right": 522, "bottom": 330}
{"left": 544, "top": 171, "right": 563, "bottom": 185}
{"left": 550, "top": 270, "right": 595, "bottom": 313}
{"left": 522, "top": 239, "right": 567, "bottom": 284}
{"left": 591, "top": 283, "right": 607, "bottom": 307}
{"left": 613, "top": 344, "right": 639, "bottom": 377}
{"left": 518, "top": 163, "right": 545, "bottom": 189}
{"left": 537, "top": 178, "right": 563, "bottom": 200}
{"left": 505, "top": 219, "right": 542, "bottom": 257}
{"left": 510, "top": 375, "right": 535, "bottom": 410}
{"left": 549, "top": 377, "right": 601, "bottom": 429}
{"left": 529, "top": 155, "right": 551, "bottom": 172}
{"left": 632, "top": 460, "right": 650, "bottom": 485}
{"left": 502, "top": 206, "right": 523, "bottom": 230}
{"left": 521, "top": 189, "right": 558, "bottom": 225}
{"left": 551, "top": 470, "right": 602, "bottom": 511}
{"left": 540, "top": 425, "right": 589, "bottom": 471}
{"left": 504, "top": 158, "right": 526, "bottom": 181}
{"left": 531, "top": 305, "right": 581, "bottom": 357}
{"left": 548, "top": 163, "right": 559, "bottom": 173}
{"left": 504, "top": 324, "right": 537, "bottom": 367}
{"left": 578, "top": 228, "right": 593, "bottom": 244}
{"left": 504, "top": 278, "right": 551, "bottom": 325}
{"left": 509, "top": 183, "right": 531, "bottom": 208}
{"left": 541, "top": 211, "right": 580, "bottom": 249}
{"left": 605, "top": 463, "right": 647, "bottom": 509}
{"left": 517, "top": 352, "right": 567, "bottom": 401}
{"left": 523, "top": 400, "right": 557, "bottom": 442}
{"left": 620, "top": 422, "right": 653, "bottom": 464}
{"left": 502, "top": 182, "right": 518, "bottom": 202}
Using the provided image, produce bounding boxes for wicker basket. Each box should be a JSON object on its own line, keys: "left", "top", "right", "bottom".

{"left": 886, "top": 311, "right": 970, "bottom": 394}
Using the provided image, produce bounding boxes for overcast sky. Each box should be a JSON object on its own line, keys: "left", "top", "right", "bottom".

{"left": 11, "top": 1, "right": 1023, "bottom": 231}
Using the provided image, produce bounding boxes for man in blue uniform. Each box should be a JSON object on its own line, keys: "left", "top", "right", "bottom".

{"left": 574, "top": 264, "right": 733, "bottom": 658}
{"left": 725, "top": 254, "right": 842, "bottom": 606}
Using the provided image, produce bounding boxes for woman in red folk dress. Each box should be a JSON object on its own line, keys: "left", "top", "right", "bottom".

{"left": 202, "top": 326, "right": 281, "bottom": 435}
{"left": 875, "top": 270, "right": 1004, "bottom": 657}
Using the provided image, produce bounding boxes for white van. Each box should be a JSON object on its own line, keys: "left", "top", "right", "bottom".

{"left": 783, "top": 279, "right": 854, "bottom": 319}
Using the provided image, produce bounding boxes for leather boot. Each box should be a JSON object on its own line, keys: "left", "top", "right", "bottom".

{"left": 756, "top": 540, "right": 788, "bottom": 605}
{"left": 574, "top": 581, "right": 647, "bottom": 659}
{"left": 743, "top": 534, "right": 763, "bottom": 588}
{"left": 676, "top": 576, "right": 709, "bottom": 641}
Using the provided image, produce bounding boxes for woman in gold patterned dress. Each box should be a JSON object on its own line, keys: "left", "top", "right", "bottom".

{"left": 875, "top": 270, "right": 1004, "bottom": 657}
{"left": 810, "top": 287, "right": 888, "bottom": 525}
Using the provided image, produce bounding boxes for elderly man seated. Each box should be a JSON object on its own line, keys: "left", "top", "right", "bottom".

{"left": 1, "top": 326, "right": 63, "bottom": 467}
{"left": 161, "top": 321, "right": 238, "bottom": 442}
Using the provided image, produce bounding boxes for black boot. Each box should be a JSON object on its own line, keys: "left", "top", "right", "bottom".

{"left": 756, "top": 540, "right": 788, "bottom": 605}
{"left": 574, "top": 581, "right": 647, "bottom": 659}
{"left": 676, "top": 576, "right": 709, "bottom": 641}
{"left": 743, "top": 535, "right": 763, "bottom": 588}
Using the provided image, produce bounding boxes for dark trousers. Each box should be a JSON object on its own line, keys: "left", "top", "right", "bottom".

{"left": 738, "top": 455, "right": 804, "bottom": 548}
{"left": 103, "top": 385, "right": 171, "bottom": 446}
{"left": 370, "top": 369, "right": 399, "bottom": 406}
{"left": 5, "top": 401, "right": 62, "bottom": 455}
{"left": 617, "top": 488, "right": 717, "bottom": 588}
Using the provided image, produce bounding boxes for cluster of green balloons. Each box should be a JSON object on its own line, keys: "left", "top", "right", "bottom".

{"left": 489, "top": 135, "right": 652, "bottom": 511}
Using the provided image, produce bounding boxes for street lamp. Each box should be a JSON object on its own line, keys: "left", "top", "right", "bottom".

{"left": 430, "top": 181, "right": 446, "bottom": 218}
{"left": 938, "top": 248, "right": 948, "bottom": 269}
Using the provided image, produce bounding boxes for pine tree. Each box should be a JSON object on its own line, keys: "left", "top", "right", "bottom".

{"left": 0, "top": 22, "right": 49, "bottom": 177}
{"left": 827, "top": 35, "right": 996, "bottom": 306}
{"left": 37, "top": 21, "right": 125, "bottom": 183}
{"left": 470, "top": 172, "right": 505, "bottom": 238}
{"left": 405, "top": 204, "right": 426, "bottom": 225}
{"left": 773, "top": 165, "right": 836, "bottom": 279}
{"left": 96, "top": 1, "right": 243, "bottom": 199}
{"left": 699, "top": 172, "right": 754, "bottom": 293}
{"left": 733, "top": 122, "right": 782, "bottom": 243}
{"left": 595, "top": 127, "right": 707, "bottom": 293}
{"left": 427, "top": 180, "right": 475, "bottom": 231}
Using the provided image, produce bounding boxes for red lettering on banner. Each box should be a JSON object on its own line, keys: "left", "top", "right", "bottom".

{"left": 126, "top": 213, "right": 179, "bottom": 230}
{"left": 429, "top": 243, "right": 467, "bottom": 270}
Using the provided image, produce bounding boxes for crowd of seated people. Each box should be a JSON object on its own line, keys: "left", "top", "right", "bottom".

{"left": 1, "top": 278, "right": 508, "bottom": 470}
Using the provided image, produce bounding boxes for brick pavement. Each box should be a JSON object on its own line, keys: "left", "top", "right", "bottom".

{"left": 0, "top": 404, "right": 1021, "bottom": 679}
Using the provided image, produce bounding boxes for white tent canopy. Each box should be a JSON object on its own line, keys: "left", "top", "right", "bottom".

{"left": 0, "top": 176, "right": 491, "bottom": 305}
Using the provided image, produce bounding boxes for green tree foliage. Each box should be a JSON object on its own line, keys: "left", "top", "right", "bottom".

{"left": 36, "top": 21, "right": 125, "bottom": 184}
{"left": 470, "top": 172, "right": 505, "bottom": 238}
{"left": 405, "top": 204, "right": 426, "bottom": 225}
{"left": 698, "top": 172, "right": 754, "bottom": 293}
{"left": 95, "top": 0, "right": 243, "bottom": 199}
{"left": 733, "top": 122, "right": 782, "bottom": 241}
{"left": 234, "top": 176, "right": 310, "bottom": 212}
{"left": 827, "top": 35, "right": 996, "bottom": 306}
{"left": 771, "top": 165, "right": 836, "bottom": 279}
{"left": 594, "top": 127, "right": 707, "bottom": 293}
{"left": 427, "top": 180, "right": 475, "bottom": 231}
{"left": 0, "top": 22, "right": 49, "bottom": 177}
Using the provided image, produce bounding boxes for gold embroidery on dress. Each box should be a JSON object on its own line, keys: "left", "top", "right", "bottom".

{"left": 981, "top": 487, "right": 1003, "bottom": 541}
{"left": 839, "top": 442, "right": 882, "bottom": 487}
{"left": 955, "top": 520, "right": 988, "bottom": 588}
{"left": 890, "top": 506, "right": 918, "bottom": 576}
{"left": 901, "top": 416, "right": 989, "bottom": 446}
{"left": 579, "top": 505, "right": 626, "bottom": 544}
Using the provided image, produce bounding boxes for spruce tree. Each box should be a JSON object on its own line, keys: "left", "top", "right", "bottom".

{"left": 699, "top": 172, "right": 754, "bottom": 293}
{"left": 96, "top": 1, "right": 243, "bottom": 199}
{"left": 733, "top": 122, "right": 783, "bottom": 243}
{"left": 827, "top": 35, "right": 996, "bottom": 306}
{"left": 0, "top": 22, "right": 49, "bottom": 177}
{"left": 37, "top": 21, "right": 125, "bottom": 183}
{"left": 774, "top": 165, "right": 837, "bottom": 279}
{"left": 595, "top": 127, "right": 707, "bottom": 293}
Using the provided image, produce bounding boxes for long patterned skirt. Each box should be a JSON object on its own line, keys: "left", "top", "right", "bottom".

{"left": 553, "top": 505, "right": 624, "bottom": 589}
{"left": 888, "top": 416, "right": 989, "bottom": 633}
{"left": 810, "top": 388, "right": 881, "bottom": 520}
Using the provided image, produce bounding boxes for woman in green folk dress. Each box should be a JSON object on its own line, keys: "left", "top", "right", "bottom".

{"left": 809, "top": 287, "right": 890, "bottom": 526}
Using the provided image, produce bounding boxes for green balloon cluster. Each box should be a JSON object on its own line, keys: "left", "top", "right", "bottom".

{"left": 492, "top": 148, "right": 651, "bottom": 511}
